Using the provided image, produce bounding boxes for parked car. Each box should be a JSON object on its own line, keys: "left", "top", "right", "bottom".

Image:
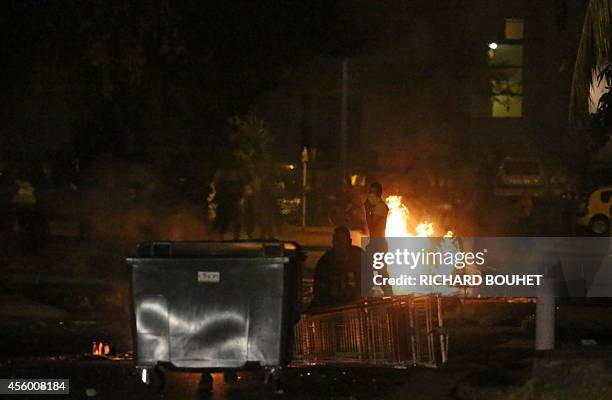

{"left": 576, "top": 186, "right": 612, "bottom": 235}
{"left": 494, "top": 157, "right": 547, "bottom": 197}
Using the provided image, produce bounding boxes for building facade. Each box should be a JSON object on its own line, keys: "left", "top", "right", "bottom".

{"left": 257, "top": 1, "right": 586, "bottom": 180}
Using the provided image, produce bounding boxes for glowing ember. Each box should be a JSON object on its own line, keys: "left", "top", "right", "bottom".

{"left": 92, "top": 341, "right": 111, "bottom": 356}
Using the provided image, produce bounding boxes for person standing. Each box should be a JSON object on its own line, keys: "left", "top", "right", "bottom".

{"left": 346, "top": 183, "right": 367, "bottom": 232}
{"left": 212, "top": 169, "right": 243, "bottom": 240}
{"left": 364, "top": 182, "right": 388, "bottom": 237}
{"left": 560, "top": 186, "right": 576, "bottom": 236}
{"left": 363, "top": 182, "right": 393, "bottom": 296}
{"left": 516, "top": 191, "right": 533, "bottom": 235}
{"left": 241, "top": 182, "right": 256, "bottom": 239}
{"left": 0, "top": 168, "right": 16, "bottom": 265}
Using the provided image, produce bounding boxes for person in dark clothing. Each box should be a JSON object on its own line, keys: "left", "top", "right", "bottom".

{"left": 364, "top": 182, "right": 388, "bottom": 237}
{"left": 346, "top": 184, "right": 367, "bottom": 232}
{"left": 363, "top": 182, "right": 393, "bottom": 296}
{"left": 310, "top": 226, "right": 364, "bottom": 309}
{"left": 0, "top": 169, "right": 16, "bottom": 266}
{"left": 516, "top": 191, "right": 533, "bottom": 234}
{"left": 241, "top": 182, "right": 256, "bottom": 239}
{"left": 560, "top": 187, "right": 576, "bottom": 236}
{"left": 212, "top": 169, "right": 244, "bottom": 239}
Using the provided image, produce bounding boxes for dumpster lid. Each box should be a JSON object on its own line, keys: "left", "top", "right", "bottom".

{"left": 135, "top": 240, "right": 302, "bottom": 259}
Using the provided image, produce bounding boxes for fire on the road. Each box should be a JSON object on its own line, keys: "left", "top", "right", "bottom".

{"left": 91, "top": 341, "right": 111, "bottom": 356}
{"left": 384, "top": 195, "right": 458, "bottom": 295}
{"left": 385, "top": 195, "right": 451, "bottom": 238}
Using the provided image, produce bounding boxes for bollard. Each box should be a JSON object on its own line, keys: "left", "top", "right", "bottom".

{"left": 535, "top": 277, "right": 555, "bottom": 350}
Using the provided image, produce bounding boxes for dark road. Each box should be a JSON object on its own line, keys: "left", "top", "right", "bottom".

{"left": 0, "top": 356, "right": 466, "bottom": 399}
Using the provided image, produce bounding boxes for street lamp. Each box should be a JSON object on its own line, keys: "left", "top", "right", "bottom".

{"left": 301, "top": 147, "right": 309, "bottom": 229}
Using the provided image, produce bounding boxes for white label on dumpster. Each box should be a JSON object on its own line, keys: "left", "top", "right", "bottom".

{"left": 197, "top": 271, "right": 220, "bottom": 283}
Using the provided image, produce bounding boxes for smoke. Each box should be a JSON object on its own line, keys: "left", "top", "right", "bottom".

{"left": 80, "top": 159, "right": 208, "bottom": 249}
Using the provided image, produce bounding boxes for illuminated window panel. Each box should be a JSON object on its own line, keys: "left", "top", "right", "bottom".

{"left": 489, "top": 44, "right": 523, "bottom": 67}
{"left": 505, "top": 18, "right": 524, "bottom": 40}
{"left": 491, "top": 95, "right": 523, "bottom": 118}
{"left": 491, "top": 68, "right": 523, "bottom": 95}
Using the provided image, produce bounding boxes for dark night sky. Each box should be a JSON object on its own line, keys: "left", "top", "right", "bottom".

{"left": 0, "top": 0, "right": 376, "bottom": 174}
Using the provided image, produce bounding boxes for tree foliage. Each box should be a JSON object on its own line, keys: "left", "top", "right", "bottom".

{"left": 570, "top": 0, "right": 612, "bottom": 120}
{"left": 1, "top": 0, "right": 376, "bottom": 182}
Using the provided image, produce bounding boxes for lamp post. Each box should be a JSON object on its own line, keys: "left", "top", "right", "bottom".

{"left": 340, "top": 59, "right": 348, "bottom": 183}
{"left": 301, "top": 147, "right": 309, "bottom": 229}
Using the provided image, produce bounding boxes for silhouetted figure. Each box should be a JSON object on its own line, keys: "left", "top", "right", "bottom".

{"left": 364, "top": 182, "right": 388, "bottom": 237}
{"left": 241, "top": 182, "right": 256, "bottom": 239}
{"left": 516, "top": 191, "right": 533, "bottom": 234}
{"left": 346, "top": 184, "right": 367, "bottom": 232}
{"left": 310, "top": 226, "right": 364, "bottom": 309}
{"left": 363, "top": 182, "right": 393, "bottom": 296}
{"left": 0, "top": 169, "right": 16, "bottom": 265}
{"left": 212, "top": 169, "right": 243, "bottom": 240}
{"left": 12, "top": 175, "right": 48, "bottom": 252}
{"left": 560, "top": 189, "right": 576, "bottom": 236}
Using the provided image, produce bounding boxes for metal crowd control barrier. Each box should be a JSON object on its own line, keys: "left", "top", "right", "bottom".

{"left": 292, "top": 296, "right": 448, "bottom": 368}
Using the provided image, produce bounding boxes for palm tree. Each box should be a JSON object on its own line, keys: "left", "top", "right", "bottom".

{"left": 570, "top": 0, "right": 612, "bottom": 120}
{"left": 228, "top": 114, "right": 275, "bottom": 176}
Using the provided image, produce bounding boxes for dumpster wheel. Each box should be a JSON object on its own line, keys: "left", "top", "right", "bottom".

{"left": 264, "top": 368, "right": 283, "bottom": 393}
{"left": 140, "top": 366, "right": 166, "bottom": 393}
{"left": 198, "top": 373, "right": 214, "bottom": 393}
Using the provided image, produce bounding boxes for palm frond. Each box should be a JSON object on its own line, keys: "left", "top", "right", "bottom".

{"left": 570, "top": 0, "right": 612, "bottom": 120}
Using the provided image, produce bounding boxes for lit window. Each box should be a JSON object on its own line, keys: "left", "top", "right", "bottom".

{"left": 489, "top": 44, "right": 523, "bottom": 67}
{"left": 492, "top": 95, "right": 522, "bottom": 118}
{"left": 489, "top": 43, "right": 523, "bottom": 118}
{"left": 491, "top": 68, "right": 523, "bottom": 94}
{"left": 505, "top": 18, "right": 524, "bottom": 40}
{"left": 477, "top": 20, "right": 524, "bottom": 118}
{"left": 490, "top": 66, "right": 523, "bottom": 117}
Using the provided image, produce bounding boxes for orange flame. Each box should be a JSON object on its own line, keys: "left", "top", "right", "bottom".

{"left": 92, "top": 341, "right": 111, "bottom": 356}
{"left": 385, "top": 195, "right": 438, "bottom": 237}
{"left": 385, "top": 195, "right": 410, "bottom": 237}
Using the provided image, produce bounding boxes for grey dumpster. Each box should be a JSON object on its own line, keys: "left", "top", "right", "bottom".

{"left": 127, "top": 241, "right": 303, "bottom": 389}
